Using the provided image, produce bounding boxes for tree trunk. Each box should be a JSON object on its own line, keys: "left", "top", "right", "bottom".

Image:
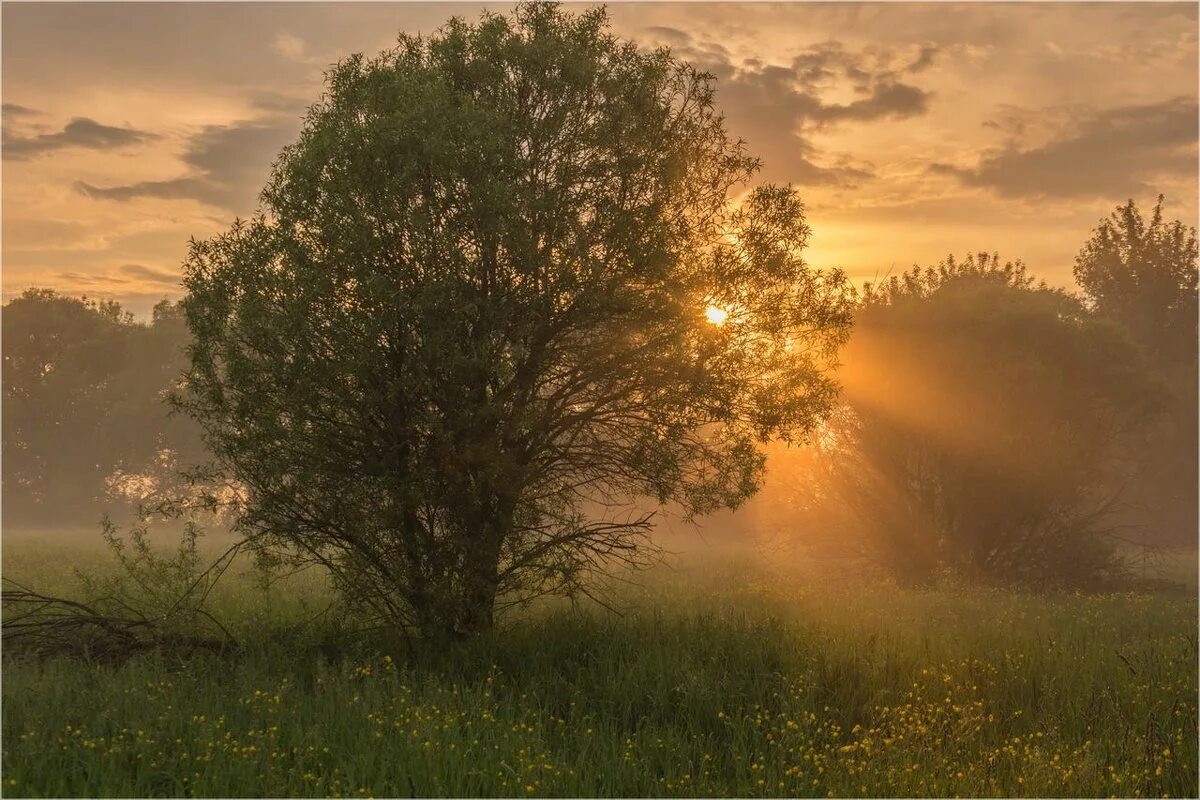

{"left": 454, "top": 495, "right": 512, "bottom": 637}
{"left": 458, "top": 557, "right": 499, "bottom": 636}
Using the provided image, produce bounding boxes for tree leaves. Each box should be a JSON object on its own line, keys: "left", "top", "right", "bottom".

{"left": 178, "top": 5, "right": 852, "bottom": 638}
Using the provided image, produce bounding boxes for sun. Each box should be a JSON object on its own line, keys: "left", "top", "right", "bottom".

{"left": 704, "top": 304, "right": 729, "bottom": 327}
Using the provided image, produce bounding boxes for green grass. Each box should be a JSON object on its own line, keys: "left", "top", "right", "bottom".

{"left": 2, "top": 532, "right": 1197, "bottom": 798}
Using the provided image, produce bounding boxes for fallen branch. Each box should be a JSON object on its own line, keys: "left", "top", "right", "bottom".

{"left": 1, "top": 586, "right": 232, "bottom": 662}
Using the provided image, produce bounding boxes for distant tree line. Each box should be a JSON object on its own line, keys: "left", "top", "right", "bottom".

{"left": 2, "top": 291, "right": 205, "bottom": 525}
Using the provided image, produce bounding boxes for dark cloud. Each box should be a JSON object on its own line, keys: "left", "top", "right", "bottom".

{"left": 49, "top": 265, "right": 177, "bottom": 294}
{"left": 2, "top": 103, "right": 42, "bottom": 118}
{"left": 119, "top": 264, "right": 181, "bottom": 285}
{"left": 646, "top": 28, "right": 732, "bottom": 74}
{"left": 643, "top": 26, "right": 690, "bottom": 46}
{"left": 635, "top": 30, "right": 935, "bottom": 187}
{"left": 782, "top": 40, "right": 938, "bottom": 97}
{"left": 814, "top": 81, "right": 930, "bottom": 124}
{"left": 933, "top": 97, "right": 1198, "bottom": 199}
{"left": 3, "top": 117, "right": 157, "bottom": 160}
{"left": 76, "top": 116, "right": 301, "bottom": 213}
{"left": 55, "top": 270, "right": 130, "bottom": 287}
{"left": 77, "top": 176, "right": 215, "bottom": 203}
{"left": 701, "top": 42, "right": 933, "bottom": 187}
{"left": 179, "top": 119, "right": 295, "bottom": 186}
{"left": 906, "top": 45, "right": 939, "bottom": 74}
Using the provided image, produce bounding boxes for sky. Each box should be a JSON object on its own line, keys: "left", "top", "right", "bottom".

{"left": 3, "top": 2, "right": 1197, "bottom": 318}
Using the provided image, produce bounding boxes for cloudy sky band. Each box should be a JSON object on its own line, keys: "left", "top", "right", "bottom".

{"left": 3, "top": 2, "right": 1196, "bottom": 317}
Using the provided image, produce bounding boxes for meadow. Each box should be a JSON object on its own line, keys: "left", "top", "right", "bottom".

{"left": 2, "top": 529, "right": 1197, "bottom": 798}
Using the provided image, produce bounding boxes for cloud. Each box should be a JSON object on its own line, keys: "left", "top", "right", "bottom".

{"left": 932, "top": 97, "right": 1198, "bottom": 199}
{"left": 635, "top": 29, "right": 936, "bottom": 187}
{"left": 643, "top": 26, "right": 690, "bottom": 46}
{"left": 119, "top": 263, "right": 181, "bottom": 285}
{"left": 3, "top": 117, "right": 157, "bottom": 160}
{"left": 77, "top": 176, "right": 216, "bottom": 203}
{"left": 645, "top": 26, "right": 732, "bottom": 73}
{"left": 270, "top": 31, "right": 336, "bottom": 68}
{"left": 54, "top": 270, "right": 130, "bottom": 288}
{"left": 273, "top": 32, "right": 308, "bottom": 62}
{"left": 76, "top": 116, "right": 301, "bottom": 213}
{"left": 48, "top": 264, "right": 177, "bottom": 292}
{"left": 906, "top": 45, "right": 939, "bottom": 73}
{"left": 2, "top": 103, "right": 42, "bottom": 119}
{"left": 701, "top": 42, "right": 934, "bottom": 186}
{"left": 811, "top": 81, "right": 930, "bottom": 124}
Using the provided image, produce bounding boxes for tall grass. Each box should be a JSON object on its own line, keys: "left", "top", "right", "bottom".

{"left": 2, "top": 533, "right": 1196, "bottom": 797}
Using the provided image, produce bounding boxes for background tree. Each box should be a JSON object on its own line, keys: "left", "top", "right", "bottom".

{"left": 2, "top": 291, "right": 203, "bottom": 526}
{"left": 3, "top": 290, "right": 132, "bottom": 524}
{"left": 1074, "top": 197, "right": 1198, "bottom": 549}
{"left": 109, "top": 299, "right": 210, "bottom": 505}
{"left": 179, "top": 4, "right": 853, "bottom": 639}
{"left": 1074, "top": 196, "right": 1198, "bottom": 364}
{"left": 779, "top": 255, "right": 1158, "bottom": 586}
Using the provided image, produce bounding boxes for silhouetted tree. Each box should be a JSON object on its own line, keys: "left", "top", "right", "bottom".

{"left": 3, "top": 290, "right": 131, "bottom": 523}
{"left": 1074, "top": 196, "right": 1198, "bottom": 364}
{"left": 1074, "top": 197, "right": 1199, "bottom": 548}
{"left": 806, "top": 255, "right": 1158, "bottom": 586}
{"left": 2, "top": 290, "right": 201, "bottom": 525}
{"left": 178, "top": 5, "right": 853, "bottom": 639}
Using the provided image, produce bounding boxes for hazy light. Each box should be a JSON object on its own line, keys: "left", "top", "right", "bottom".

{"left": 705, "top": 304, "right": 729, "bottom": 326}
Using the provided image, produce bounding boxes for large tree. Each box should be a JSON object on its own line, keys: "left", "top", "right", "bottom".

{"left": 783, "top": 255, "right": 1158, "bottom": 586}
{"left": 179, "top": 5, "right": 853, "bottom": 638}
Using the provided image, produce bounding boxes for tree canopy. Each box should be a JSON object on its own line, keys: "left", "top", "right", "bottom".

{"left": 2, "top": 290, "right": 202, "bottom": 525}
{"left": 179, "top": 4, "right": 853, "bottom": 638}
{"left": 1074, "top": 196, "right": 1198, "bottom": 365}
{"left": 1074, "top": 197, "right": 1199, "bottom": 548}
{"left": 772, "top": 254, "right": 1159, "bottom": 586}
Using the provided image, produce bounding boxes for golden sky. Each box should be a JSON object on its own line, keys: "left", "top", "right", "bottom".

{"left": 3, "top": 2, "right": 1197, "bottom": 317}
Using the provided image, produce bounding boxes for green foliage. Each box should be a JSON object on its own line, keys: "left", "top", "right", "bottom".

{"left": 1, "top": 290, "right": 204, "bottom": 525}
{"left": 1075, "top": 197, "right": 1199, "bottom": 548}
{"left": 179, "top": 4, "right": 852, "bottom": 638}
{"left": 3, "top": 289, "right": 133, "bottom": 521}
{"left": 81, "top": 517, "right": 241, "bottom": 645}
{"left": 1074, "top": 195, "right": 1198, "bottom": 364}
{"left": 805, "top": 254, "right": 1159, "bottom": 586}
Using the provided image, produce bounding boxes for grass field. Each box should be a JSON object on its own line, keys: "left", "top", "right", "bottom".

{"left": 2, "top": 529, "right": 1197, "bottom": 798}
